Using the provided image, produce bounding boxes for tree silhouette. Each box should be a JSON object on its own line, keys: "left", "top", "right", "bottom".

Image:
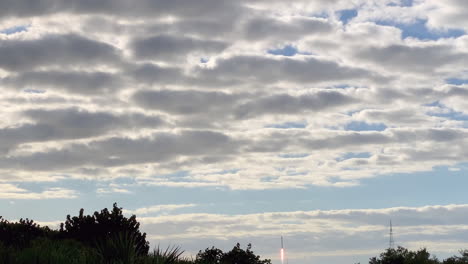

{"left": 196, "top": 243, "right": 271, "bottom": 264}
{"left": 0, "top": 217, "right": 53, "bottom": 249}
{"left": 59, "top": 202, "right": 149, "bottom": 256}
{"left": 443, "top": 250, "right": 468, "bottom": 264}
{"left": 369, "top": 247, "right": 439, "bottom": 264}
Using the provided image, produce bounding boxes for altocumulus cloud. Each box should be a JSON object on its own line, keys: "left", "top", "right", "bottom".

{"left": 1, "top": 1, "right": 468, "bottom": 264}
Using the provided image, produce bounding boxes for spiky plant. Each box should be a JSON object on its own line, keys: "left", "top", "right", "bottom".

{"left": 94, "top": 231, "right": 145, "bottom": 264}
{"left": 137, "top": 245, "right": 186, "bottom": 264}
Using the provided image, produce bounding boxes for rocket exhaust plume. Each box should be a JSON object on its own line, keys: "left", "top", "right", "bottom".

{"left": 280, "top": 236, "right": 285, "bottom": 264}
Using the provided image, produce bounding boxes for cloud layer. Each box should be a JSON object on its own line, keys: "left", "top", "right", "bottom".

{"left": 0, "top": 0, "right": 467, "bottom": 188}
{"left": 1, "top": 1, "right": 468, "bottom": 263}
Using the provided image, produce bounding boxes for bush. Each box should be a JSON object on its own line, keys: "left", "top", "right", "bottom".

{"left": 0, "top": 238, "right": 100, "bottom": 264}
{"left": 137, "top": 245, "right": 189, "bottom": 264}
{"left": 60, "top": 203, "right": 150, "bottom": 256}
{"left": 0, "top": 217, "right": 55, "bottom": 249}
{"left": 196, "top": 243, "right": 271, "bottom": 264}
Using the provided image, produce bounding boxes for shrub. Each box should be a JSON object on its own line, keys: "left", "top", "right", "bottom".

{"left": 196, "top": 243, "right": 271, "bottom": 264}
{"left": 59, "top": 203, "right": 150, "bottom": 256}
{"left": 0, "top": 217, "right": 55, "bottom": 249}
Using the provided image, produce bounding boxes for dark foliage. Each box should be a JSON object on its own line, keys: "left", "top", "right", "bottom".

{"left": 1, "top": 238, "right": 100, "bottom": 264}
{"left": 59, "top": 202, "right": 150, "bottom": 256}
{"left": 195, "top": 246, "right": 224, "bottom": 264}
{"left": 443, "top": 250, "right": 468, "bottom": 264}
{"left": 369, "top": 246, "right": 439, "bottom": 264}
{"left": 368, "top": 246, "right": 468, "bottom": 264}
{"left": 196, "top": 243, "right": 271, "bottom": 264}
{"left": 0, "top": 217, "right": 55, "bottom": 249}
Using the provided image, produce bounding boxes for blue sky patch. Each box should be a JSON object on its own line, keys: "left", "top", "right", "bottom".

{"left": 279, "top": 153, "right": 310, "bottom": 159}
{"left": 387, "top": 0, "right": 414, "bottom": 7}
{"left": 446, "top": 78, "right": 468, "bottom": 85}
{"left": 332, "top": 84, "right": 352, "bottom": 89}
{"left": 338, "top": 9, "right": 358, "bottom": 24}
{"left": 344, "top": 121, "right": 387, "bottom": 131}
{"left": 400, "top": 0, "right": 414, "bottom": 6}
{"left": 1, "top": 25, "right": 28, "bottom": 35}
{"left": 266, "top": 121, "right": 307, "bottom": 129}
{"left": 426, "top": 101, "right": 468, "bottom": 121}
{"left": 337, "top": 152, "right": 372, "bottom": 161}
{"left": 215, "top": 169, "right": 241, "bottom": 175}
{"left": 268, "top": 45, "right": 298, "bottom": 56}
{"left": 377, "top": 19, "right": 465, "bottom": 40}
{"left": 427, "top": 108, "right": 468, "bottom": 121}
{"left": 24, "top": 89, "right": 46, "bottom": 94}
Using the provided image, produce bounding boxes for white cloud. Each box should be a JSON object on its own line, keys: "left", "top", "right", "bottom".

{"left": 137, "top": 204, "right": 468, "bottom": 263}
{"left": 0, "top": 0, "right": 466, "bottom": 194}
{"left": 125, "top": 203, "right": 198, "bottom": 216}
{"left": 0, "top": 184, "right": 77, "bottom": 199}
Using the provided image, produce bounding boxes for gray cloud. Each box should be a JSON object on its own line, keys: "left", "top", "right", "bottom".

{"left": 2, "top": 71, "right": 123, "bottom": 94}
{"left": 0, "top": 0, "right": 243, "bottom": 19}
{"left": 244, "top": 17, "right": 334, "bottom": 41}
{"left": 129, "top": 63, "right": 186, "bottom": 85}
{"left": 234, "top": 91, "right": 357, "bottom": 119}
{"left": 355, "top": 44, "right": 465, "bottom": 73}
{"left": 0, "top": 108, "right": 164, "bottom": 153}
{"left": 198, "top": 55, "right": 380, "bottom": 85}
{"left": 0, "top": 130, "right": 238, "bottom": 171}
{"left": 133, "top": 90, "right": 240, "bottom": 115}
{"left": 137, "top": 204, "right": 468, "bottom": 264}
{"left": 131, "top": 34, "right": 228, "bottom": 61}
{"left": 0, "top": 34, "right": 120, "bottom": 71}
{"left": 132, "top": 89, "right": 357, "bottom": 121}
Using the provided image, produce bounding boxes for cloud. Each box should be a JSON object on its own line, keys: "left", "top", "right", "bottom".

{"left": 424, "top": 0, "right": 468, "bottom": 30}
{"left": 125, "top": 204, "right": 198, "bottom": 216}
{"left": 2, "top": 70, "right": 124, "bottom": 94}
{"left": 132, "top": 90, "right": 240, "bottom": 115}
{"left": 0, "top": 184, "right": 77, "bottom": 199}
{"left": 355, "top": 43, "right": 466, "bottom": 73}
{"left": 0, "top": 0, "right": 243, "bottom": 20}
{"left": 136, "top": 204, "right": 468, "bottom": 262}
{"left": 198, "top": 55, "right": 380, "bottom": 85}
{"left": 0, "top": 108, "right": 165, "bottom": 154}
{"left": 1, "top": 3, "right": 468, "bottom": 263}
{"left": 0, "top": 34, "right": 121, "bottom": 71}
{"left": 243, "top": 17, "right": 334, "bottom": 42}
{"left": 0, "top": 130, "right": 238, "bottom": 171}
{"left": 131, "top": 34, "right": 228, "bottom": 62}
{"left": 0, "top": 0, "right": 466, "bottom": 194}
{"left": 234, "top": 90, "right": 357, "bottom": 119}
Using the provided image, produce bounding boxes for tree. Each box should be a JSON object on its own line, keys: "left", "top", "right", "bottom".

{"left": 196, "top": 246, "right": 224, "bottom": 264}
{"left": 59, "top": 203, "right": 149, "bottom": 256}
{"left": 443, "top": 250, "right": 468, "bottom": 264}
{"left": 196, "top": 243, "right": 271, "bottom": 264}
{"left": 0, "top": 217, "right": 53, "bottom": 249}
{"left": 369, "top": 247, "right": 439, "bottom": 264}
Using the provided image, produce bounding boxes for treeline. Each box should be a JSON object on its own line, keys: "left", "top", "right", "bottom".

{"left": 0, "top": 203, "right": 270, "bottom": 264}
{"left": 363, "top": 246, "right": 468, "bottom": 264}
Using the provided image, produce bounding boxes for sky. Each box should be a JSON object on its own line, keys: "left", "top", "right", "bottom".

{"left": 0, "top": 0, "right": 468, "bottom": 263}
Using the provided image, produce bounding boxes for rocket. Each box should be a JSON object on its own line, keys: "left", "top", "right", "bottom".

{"left": 281, "top": 236, "right": 284, "bottom": 249}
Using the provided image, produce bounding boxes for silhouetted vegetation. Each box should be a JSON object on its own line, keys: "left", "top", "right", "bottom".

{"left": 7, "top": 205, "right": 468, "bottom": 264}
{"left": 59, "top": 202, "right": 149, "bottom": 256}
{"left": 0, "top": 217, "right": 56, "bottom": 249}
{"left": 195, "top": 243, "right": 271, "bottom": 264}
{"left": 366, "top": 246, "right": 468, "bottom": 264}
{"left": 0, "top": 204, "right": 269, "bottom": 264}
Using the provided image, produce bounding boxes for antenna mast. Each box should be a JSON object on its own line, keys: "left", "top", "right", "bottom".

{"left": 389, "top": 220, "right": 395, "bottom": 249}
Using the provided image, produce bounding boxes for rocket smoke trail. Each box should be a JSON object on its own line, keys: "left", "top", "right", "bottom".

{"left": 280, "top": 236, "right": 285, "bottom": 264}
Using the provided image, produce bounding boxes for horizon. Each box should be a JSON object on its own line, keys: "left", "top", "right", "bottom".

{"left": 1, "top": 0, "right": 468, "bottom": 263}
